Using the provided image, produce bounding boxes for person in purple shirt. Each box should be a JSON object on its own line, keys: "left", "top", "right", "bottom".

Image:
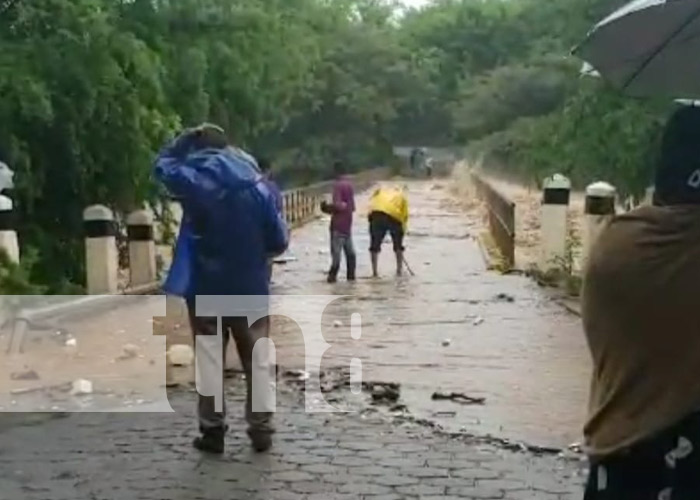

{"left": 326, "top": 160, "right": 356, "bottom": 283}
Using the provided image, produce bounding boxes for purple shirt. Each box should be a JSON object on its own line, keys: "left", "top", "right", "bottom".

{"left": 331, "top": 176, "right": 355, "bottom": 235}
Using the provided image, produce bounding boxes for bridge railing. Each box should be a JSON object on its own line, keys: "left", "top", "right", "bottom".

{"left": 4, "top": 167, "right": 393, "bottom": 354}
{"left": 471, "top": 172, "right": 515, "bottom": 269}
{"left": 281, "top": 167, "right": 390, "bottom": 227}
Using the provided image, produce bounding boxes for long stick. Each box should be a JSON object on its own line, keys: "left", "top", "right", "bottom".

{"left": 402, "top": 256, "right": 415, "bottom": 276}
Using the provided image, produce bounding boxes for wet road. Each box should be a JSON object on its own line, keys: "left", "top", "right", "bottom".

{"left": 270, "top": 179, "right": 590, "bottom": 449}
{"left": 0, "top": 178, "right": 590, "bottom": 449}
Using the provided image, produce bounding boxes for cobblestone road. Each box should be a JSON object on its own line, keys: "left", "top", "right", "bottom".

{"left": 0, "top": 385, "right": 585, "bottom": 500}
{"left": 0, "top": 177, "right": 590, "bottom": 499}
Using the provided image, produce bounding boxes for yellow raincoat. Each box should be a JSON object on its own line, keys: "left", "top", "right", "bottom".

{"left": 369, "top": 187, "right": 409, "bottom": 231}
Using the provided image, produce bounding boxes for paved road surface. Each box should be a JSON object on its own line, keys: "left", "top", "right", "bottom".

{"left": 269, "top": 179, "right": 589, "bottom": 449}
{"left": 0, "top": 383, "right": 586, "bottom": 500}
{"left": 0, "top": 178, "right": 591, "bottom": 499}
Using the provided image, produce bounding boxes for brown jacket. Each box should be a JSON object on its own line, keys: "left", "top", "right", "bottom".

{"left": 582, "top": 205, "right": 700, "bottom": 457}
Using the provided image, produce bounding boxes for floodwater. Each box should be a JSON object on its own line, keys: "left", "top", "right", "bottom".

{"left": 0, "top": 179, "right": 590, "bottom": 449}
{"left": 269, "top": 179, "right": 590, "bottom": 448}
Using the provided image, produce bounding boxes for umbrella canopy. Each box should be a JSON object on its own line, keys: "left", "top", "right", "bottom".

{"left": 574, "top": 0, "right": 700, "bottom": 98}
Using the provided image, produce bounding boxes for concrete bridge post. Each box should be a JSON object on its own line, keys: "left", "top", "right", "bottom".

{"left": 84, "top": 204, "right": 118, "bottom": 294}
{"left": 643, "top": 186, "right": 655, "bottom": 205}
{"left": 540, "top": 174, "right": 570, "bottom": 272}
{"left": 0, "top": 195, "right": 19, "bottom": 263}
{"left": 127, "top": 209, "right": 157, "bottom": 287}
{"left": 0, "top": 194, "right": 19, "bottom": 263}
{"left": 582, "top": 182, "right": 616, "bottom": 267}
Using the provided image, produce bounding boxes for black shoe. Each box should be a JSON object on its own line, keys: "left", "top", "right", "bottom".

{"left": 193, "top": 432, "right": 225, "bottom": 454}
{"left": 247, "top": 430, "right": 273, "bottom": 453}
{"left": 327, "top": 274, "right": 337, "bottom": 283}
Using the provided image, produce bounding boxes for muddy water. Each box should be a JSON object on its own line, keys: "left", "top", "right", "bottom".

{"left": 270, "top": 179, "right": 590, "bottom": 449}
{"left": 0, "top": 296, "right": 172, "bottom": 412}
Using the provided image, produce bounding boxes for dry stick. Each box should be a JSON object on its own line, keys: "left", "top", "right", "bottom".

{"left": 431, "top": 391, "right": 486, "bottom": 405}
{"left": 402, "top": 256, "right": 416, "bottom": 276}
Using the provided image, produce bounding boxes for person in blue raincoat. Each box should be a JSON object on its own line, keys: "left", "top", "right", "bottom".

{"left": 154, "top": 124, "right": 288, "bottom": 454}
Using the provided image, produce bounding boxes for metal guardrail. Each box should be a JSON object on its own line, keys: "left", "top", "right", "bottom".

{"left": 471, "top": 172, "right": 515, "bottom": 269}
{"left": 4, "top": 293, "right": 159, "bottom": 354}
{"left": 280, "top": 167, "right": 391, "bottom": 227}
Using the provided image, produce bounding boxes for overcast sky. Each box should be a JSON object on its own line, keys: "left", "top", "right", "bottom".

{"left": 401, "top": 0, "right": 431, "bottom": 7}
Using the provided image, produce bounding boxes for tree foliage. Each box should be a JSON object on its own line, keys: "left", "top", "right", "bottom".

{"left": 0, "top": 0, "right": 673, "bottom": 289}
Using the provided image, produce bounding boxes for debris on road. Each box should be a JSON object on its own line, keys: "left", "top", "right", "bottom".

{"left": 284, "top": 369, "right": 310, "bottom": 381}
{"left": 167, "top": 344, "right": 194, "bottom": 367}
{"left": 10, "top": 369, "right": 40, "bottom": 381}
{"left": 333, "top": 320, "right": 343, "bottom": 328}
{"left": 390, "top": 403, "right": 408, "bottom": 413}
{"left": 441, "top": 338, "right": 452, "bottom": 347}
{"left": 473, "top": 316, "right": 485, "bottom": 326}
{"left": 494, "top": 292, "right": 515, "bottom": 303}
{"left": 568, "top": 442, "right": 583, "bottom": 453}
{"left": 273, "top": 255, "right": 297, "bottom": 264}
{"left": 118, "top": 343, "right": 140, "bottom": 360}
{"left": 432, "top": 410, "right": 457, "bottom": 418}
{"left": 70, "top": 379, "right": 93, "bottom": 396}
{"left": 369, "top": 382, "right": 400, "bottom": 404}
{"left": 65, "top": 337, "right": 77, "bottom": 348}
{"left": 10, "top": 386, "right": 44, "bottom": 396}
{"left": 431, "top": 391, "right": 486, "bottom": 405}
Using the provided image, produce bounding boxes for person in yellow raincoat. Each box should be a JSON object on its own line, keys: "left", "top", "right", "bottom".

{"left": 367, "top": 185, "right": 408, "bottom": 277}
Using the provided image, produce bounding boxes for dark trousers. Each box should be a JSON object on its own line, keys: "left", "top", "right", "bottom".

{"left": 369, "top": 211, "right": 404, "bottom": 253}
{"left": 329, "top": 231, "right": 356, "bottom": 280}
{"left": 585, "top": 412, "right": 700, "bottom": 500}
{"left": 187, "top": 303, "right": 274, "bottom": 437}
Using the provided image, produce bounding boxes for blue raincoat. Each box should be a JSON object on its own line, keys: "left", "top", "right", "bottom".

{"left": 154, "top": 134, "right": 289, "bottom": 299}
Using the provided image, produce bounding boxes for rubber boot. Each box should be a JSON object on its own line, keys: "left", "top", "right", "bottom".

{"left": 247, "top": 429, "right": 273, "bottom": 453}
{"left": 327, "top": 265, "right": 339, "bottom": 283}
{"left": 346, "top": 254, "right": 357, "bottom": 281}
{"left": 193, "top": 428, "right": 225, "bottom": 454}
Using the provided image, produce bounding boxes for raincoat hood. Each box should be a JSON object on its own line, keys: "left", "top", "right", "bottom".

{"left": 185, "top": 146, "right": 261, "bottom": 193}
{"left": 153, "top": 138, "right": 289, "bottom": 299}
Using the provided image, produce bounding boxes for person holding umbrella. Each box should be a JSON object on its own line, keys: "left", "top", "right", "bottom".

{"left": 574, "top": 0, "right": 700, "bottom": 99}
{"left": 581, "top": 105, "right": 700, "bottom": 498}
{"left": 574, "top": 1, "right": 700, "bottom": 496}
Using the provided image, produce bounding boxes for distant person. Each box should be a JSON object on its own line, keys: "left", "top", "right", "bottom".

{"left": 367, "top": 185, "right": 408, "bottom": 277}
{"left": 154, "top": 124, "right": 288, "bottom": 455}
{"left": 321, "top": 160, "right": 356, "bottom": 283}
{"left": 409, "top": 148, "right": 418, "bottom": 171}
{"left": 425, "top": 157, "right": 434, "bottom": 178}
{"left": 257, "top": 156, "right": 284, "bottom": 282}
{"left": 409, "top": 147, "right": 425, "bottom": 172}
{"left": 582, "top": 105, "right": 700, "bottom": 499}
